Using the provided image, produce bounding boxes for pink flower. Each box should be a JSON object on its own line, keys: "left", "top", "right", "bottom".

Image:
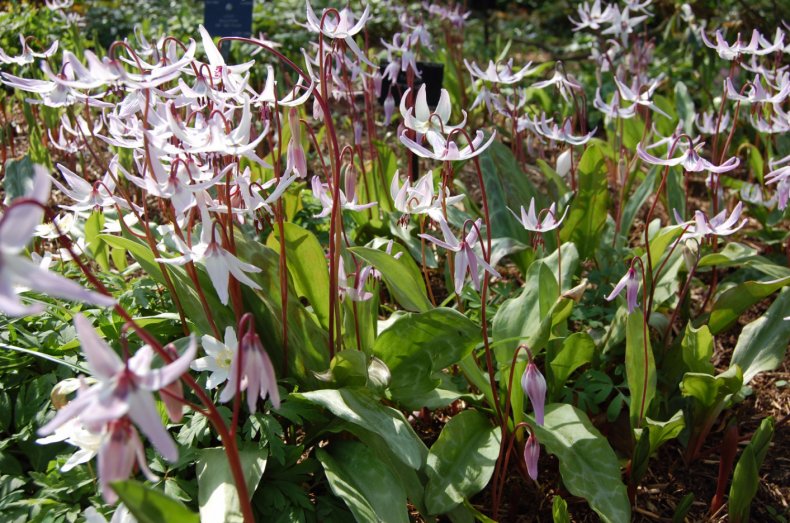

{"left": 0, "top": 165, "right": 115, "bottom": 316}
{"left": 509, "top": 198, "right": 569, "bottom": 233}
{"left": 419, "top": 218, "right": 500, "bottom": 295}
{"left": 521, "top": 363, "right": 547, "bottom": 426}
{"left": 219, "top": 326, "right": 280, "bottom": 413}
{"left": 38, "top": 314, "right": 196, "bottom": 463}
{"left": 524, "top": 432, "right": 540, "bottom": 481}
{"left": 98, "top": 419, "right": 158, "bottom": 503}
{"left": 636, "top": 141, "right": 740, "bottom": 174}
{"left": 606, "top": 266, "right": 640, "bottom": 313}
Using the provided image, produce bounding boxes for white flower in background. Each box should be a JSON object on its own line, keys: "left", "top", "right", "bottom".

{"left": 192, "top": 327, "right": 239, "bottom": 389}
{"left": 36, "top": 418, "right": 102, "bottom": 472}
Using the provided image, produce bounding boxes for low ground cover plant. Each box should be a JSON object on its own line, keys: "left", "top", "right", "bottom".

{"left": 0, "top": 0, "right": 788, "bottom": 521}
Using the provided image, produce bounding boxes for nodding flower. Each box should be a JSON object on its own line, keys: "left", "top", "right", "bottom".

{"left": 606, "top": 264, "right": 640, "bottom": 314}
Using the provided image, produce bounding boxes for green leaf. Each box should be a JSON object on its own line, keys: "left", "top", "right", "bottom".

{"left": 532, "top": 404, "right": 631, "bottom": 523}
{"left": 317, "top": 441, "right": 409, "bottom": 523}
{"left": 642, "top": 410, "right": 685, "bottom": 457}
{"left": 680, "top": 324, "right": 715, "bottom": 375}
{"left": 619, "top": 168, "right": 657, "bottom": 248}
{"left": 560, "top": 144, "right": 610, "bottom": 259}
{"left": 549, "top": 332, "right": 595, "bottom": 393}
{"left": 349, "top": 246, "right": 431, "bottom": 312}
{"left": 552, "top": 496, "right": 570, "bottom": 523}
{"left": 297, "top": 388, "right": 427, "bottom": 469}
{"left": 85, "top": 211, "right": 110, "bottom": 271}
{"left": 196, "top": 447, "right": 267, "bottom": 523}
{"left": 730, "top": 289, "right": 790, "bottom": 383}
{"left": 710, "top": 277, "right": 790, "bottom": 334}
{"left": 2, "top": 154, "right": 37, "bottom": 203}
{"left": 267, "top": 223, "right": 330, "bottom": 329}
{"left": 680, "top": 366, "right": 743, "bottom": 411}
{"left": 674, "top": 82, "right": 695, "bottom": 136}
{"left": 729, "top": 417, "right": 775, "bottom": 523}
{"left": 424, "top": 411, "right": 501, "bottom": 515}
{"left": 697, "top": 243, "right": 790, "bottom": 279}
{"left": 372, "top": 308, "right": 480, "bottom": 409}
{"left": 478, "top": 140, "right": 538, "bottom": 270}
{"left": 625, "top": 310, "right": 656, "bottom": 428}
{"left": 111, "top": 480, "right": 199, "bottom": 523}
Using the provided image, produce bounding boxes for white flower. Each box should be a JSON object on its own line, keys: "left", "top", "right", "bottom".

{"left": 192, "top": 327, "right": 238, "bottom": 389}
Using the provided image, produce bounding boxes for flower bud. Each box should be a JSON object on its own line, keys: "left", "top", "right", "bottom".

{"left": 522, "top": 362, "right": 547, "bottom": 425}
{"left": 524, "top": 432, "right": 540, "bottom": 481}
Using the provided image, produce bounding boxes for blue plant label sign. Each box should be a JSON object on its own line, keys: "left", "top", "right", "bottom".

{"left": 204, "top": 0, "right": 254, "bottom": 38}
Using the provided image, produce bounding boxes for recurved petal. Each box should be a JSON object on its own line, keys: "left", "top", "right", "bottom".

{"left": 127, "top": 390, "right": 178, "bottom": 462}
{"left": 74, "top": 314, "right": 123, "bottom": 380}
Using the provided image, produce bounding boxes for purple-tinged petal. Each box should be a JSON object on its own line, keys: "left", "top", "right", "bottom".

{"left": 138, "top": 336, "right": 196, "bottom": 391}
{"left": 521, "top": 363, "right": 547, "bottom": 426}
{"left": 126, "top": 390, "right": 178, "bottom": 462}
{"left": 524, "top": 433, "right": 540, "bottom": 481}
{"left": 74, "top": 314, "right": 123, "bottom": 380}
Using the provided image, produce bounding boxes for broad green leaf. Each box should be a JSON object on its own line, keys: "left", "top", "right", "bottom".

{"left": 2, "top": 154, "right": 36, "bottom": 203}
{"left": 697, "top": 243, "right": 790, "bottom": 279}
{"left": 729, "top": 417, "right": 775, "bottom": 523}
{"left": 642, "top": 410, "right": 685, "bottom": 457}
{"left": 710, "top": 277, "right": 790, "bottom": 334}
{"left": 85, "top": 211, "right": 109, "bottom": 271}
{"left": 731, "top": 289, "right": 790, "bottom": 383}
{"left": 560, "top": 144, "right": 609, "bottom": 259}
{"left": 267, "top": 223, "right": 330, "bottom": 329}
{"left": 622, "top": 115, "right": 645, "bottom": 150}
{"left": 317, "top": 441, "right": 409, "bottom": 523}
{"left": 349, "top": 246, "right": 431, "bottom": 312}
{"left": 680, "top": 366, "right": 743, "bottom": 411}
{"left": 372, "top": 308, "right": 480, "bottom": 409}
{"left": 493, "top": 261, "right": 563, "bottom": 361}
{"left": 100, "top": 233, "right": 234, "bottom": 335}
{"left": 674, "top": 82, "right": 695, "bottom": 136}
{"left": 424, "top": 411, "right": 501, "bottom": 515}
{"left": 549, "top": 332, "right": 595, "bottom": 394}
{"left": 625, "top": 310, "right": 656, "bottom": 428}
{"left": 197, "top": 447, "right": 267, "bottom": 523}
{"left": 297, "top": 388, "right": 427, "bottom": 469}
{"left": 234, "top": 236, "right": 329, "bottom": 384}
{"left": 532, "top": 404, "right": 631, "bottom": 523}
{"left": 618, "top": 168, "right": 657, "bottom": 248}
{"left": 111, "top": 480, "right": 199, "bottom": 523}
{"left": 542, "top": 242, "right": 579, "bottom": 293}
{"left": 680, "top": 324, "right": 715, "bottom": 374}
{"left": 478, "top": 140, "right": 538, "bottom": 269}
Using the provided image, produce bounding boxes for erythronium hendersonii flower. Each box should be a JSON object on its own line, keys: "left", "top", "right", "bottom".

{"left": 98, "top": 419, "right": 159, "bottom": 503}
{"left": 304, "top": 1, "right": 373, "bottom": 65}
{"left": 636, "top": 141, "right": 740, "bottom": 173}
{"left": 530, "top": 62, "right": 583, "bottom": 101}
{"left": 38, "top": 314, "right": 197, "bottom": 465}
{"left": 311, "top": 168, "right": 377, "bottom": 218}
{"left": 0, "top": 34, "right": 58, "bottom": 65}
{"left": 419, "top": 218, "right": 500, "bottom": 295}
{"left": 521, "top": 362, "right": 547, "bottom": 426}
{"left": 399, "top": 84, "right": 467, "bottom": 142}
{"left": 613, "top": 74, "right": 670, "bottom": 118}
{"left": 192, "top": 326, "right": 239, "bottom": 389}
{"left": 464, "top": 58, "right": 537, "bottom": 84}
{"left": 524, "top": 432, "right": 540, "bottom": 481}
{"left": 594, "top": 87, "right": 637, "bottom": 119}
{"left": 36, "top": 417, "right": 102, "bottom": 473}
{"left": 701, "top": 28, "right": 784, "bottom": 60}
{"left": 400, "top": 129, "right": 496, "bottom": 161}
{"left": 673, "top": 202, "right": 747, "bottom": 241}
{"left": 696, "top": 110, "right": 730, "bottom": 135}
{"left": 156, "top": 200, "right": 262, "bottom": 305}
{"left": 766, "top": 156, "right": 790, "bottom": 210}
{"left": 391, "top": 171, "right": 463, "bottom": 222}
{"left": 725, "top": 74, "right": 790, "bottom": 105}
{"left": 606, "top": 264, "right": 640, "bottom": 314}
{"left": 0, "top": 165, "right": 116, "bottom": 316}
{"left": 509, "top": 198, "right": 568, "bottom": 233}
{"left": 219, "top": 323, "right": 280, "bottom": 413}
